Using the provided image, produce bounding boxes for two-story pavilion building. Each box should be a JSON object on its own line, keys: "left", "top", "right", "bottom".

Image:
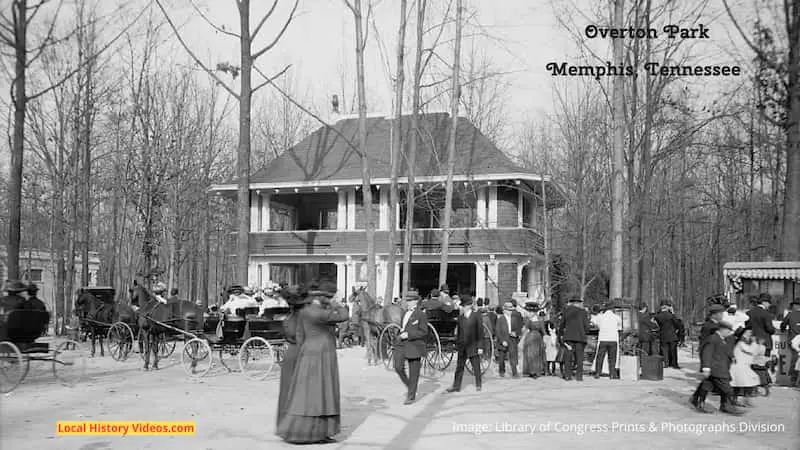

{"left": 211, "top": 112, "right": 564, "bottom": 305}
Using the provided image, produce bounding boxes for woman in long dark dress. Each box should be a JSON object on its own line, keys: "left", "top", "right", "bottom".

{"left": 276, "top": 284, "right": 350, "bottom": 444}
{"left": 276, "top": 285, "right": 309, "bottom": 429}
{"left": 522, "top": 318, "right": 546, "bottom": 378}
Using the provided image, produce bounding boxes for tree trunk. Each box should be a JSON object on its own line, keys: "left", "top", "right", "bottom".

{"left": 384, "top": 0, "right": 407, "bottom": 303}
{"left": 439, "top": 0, "right": 463, "bottom": 287}
{"left": 81, "top": 59, "right": 93, "bottom": 287}
{"left": 403, "top": 0, "right": 426, "bottom": 296}
{"left": 236, "top": 0, "right": 253, "bottom": 286}
{"left": 352, "top": 0, "right": 376, "bottom": 297}
{"left": 783, "top": 20, "right": 800, "bottom": 260}
{"left": 610, "top": 0, "right": 625, "bottom": 299}
{"left": 7, "top": 0, "right": 28, "bottom": 281}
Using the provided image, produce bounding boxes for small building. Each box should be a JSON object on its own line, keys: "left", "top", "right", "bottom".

{"left": 211, "top": 113, "right": 565, "bottom": 304}
{"left": 0, "top": 247, "right": 101, "bottom": 313}
{"left": 723, "top": 261, "right": 800, "bottom": 316}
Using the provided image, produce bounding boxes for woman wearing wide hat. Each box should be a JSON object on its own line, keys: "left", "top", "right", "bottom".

{"left": 276, "top": 284, "right": 309, "bottom": 428}
{"left": 277, "top": 281, "right": 350, "bottom": 444}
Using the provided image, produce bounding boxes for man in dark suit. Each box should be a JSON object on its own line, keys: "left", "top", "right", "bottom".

{"left": 637, "top": 304, "right": 658, "bottom": 356}
{"left": 559, "top": 296, "right": 591, "bottom": 381}
{"left": 690, "top": 321, "right": 742, "bottom": 415}
{"left": 780, "top": 299, "right": 800, "bottom": 384}
{"left": 22, "top": 283, "right": 47, "bottom": 311}
{"left": 746, "top": 293, "right": 776, "bottom": 356}
{"left": 654, "top": 301, "right": 681, "bottom": 369}
{"left": 446, "top": 296, "right": 484, "bottom": 393}
{"left": 394, "top": 292, "right": 428, "bottom": 405}
{"left": 495, "top": 300, "right": 524, "bottom": 377}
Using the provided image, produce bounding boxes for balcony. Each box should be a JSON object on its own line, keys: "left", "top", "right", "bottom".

{"left": 248, "top": 228, "right": 544, "bottom": 256}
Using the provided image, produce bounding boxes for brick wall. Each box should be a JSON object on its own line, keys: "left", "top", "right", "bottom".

{"left": 497, "top": 263, "right": 517, "bottom": 303}
{"left": 497, "top": 186, "right": 518, "bottom": 227}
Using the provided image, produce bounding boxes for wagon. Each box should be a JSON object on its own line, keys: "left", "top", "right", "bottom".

{"left": 181, "top": 306, "right": 288, "bottom": 380}
{"left": 0, "top": 309, "right": 86, "bottom": 393}
{"left": 378, "top": 308, "right": 494, "bottom": 377}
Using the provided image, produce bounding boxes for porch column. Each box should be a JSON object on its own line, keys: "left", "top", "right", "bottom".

{"left": 261, "top": 193, "right": 271, "bottom": 231}
{"left": 475, "top": 262, "right": 487, "bottom": 301}
{"left": 376, "top": 257, "right": 387, "bottom": 302}
{"left": 257, "top": 264, "right": 263, "bottom": 288}
{"left": 476, "top": 187, "right": 487, "bottom": 227}
{"left": 517, "top": 262, "right": 525, "bottom": 292}
{"left": 346, "top": 189, "right": 356, "bottom": 229}
{"left": 487, "top": 185, "right": 498, "bottom": 228}
{"left": 517, "top": 190, "right": 524, "bottom": 227}
{"left": 393, "top": 262, "right": 401, "bottom": 300}
{"left": 379, "top": 186, "right": 389, "bottom": 230}
{"left": 250, "top": 191, "right": 259, "bottom": 232}
{"left": 336, "top": 262, "right": 347, "bottom": 302}
{"left": 346, "top": 256, "right": 356, "bottom": 293}
{"left": 337, "top": 190, "right": 347, "bottom": 229}
{"left": 486, "top": 256, "right": 499, "bottom": 304}
{"left": 247, "top": 262, "right": 258, "bottom": 287}
{"left": 529, "top": 193, "right": 538, "bottom": 230}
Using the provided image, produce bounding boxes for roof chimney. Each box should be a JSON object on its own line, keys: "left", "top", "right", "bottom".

{"left": 332, "top": 94, "right": 340, "bottom": 114}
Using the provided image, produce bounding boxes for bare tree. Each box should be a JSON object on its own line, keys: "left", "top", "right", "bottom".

{"left": 155, "top": 0, "right": 297, "bottom": 285}
{"left": 438, "top": 0, "right": 463, "bottom": 286}
{"left": 384, "top": 0, "right": 408, "bottom": 303}
{"left": 610, "top": 0, "right": 625, "bottom": 300}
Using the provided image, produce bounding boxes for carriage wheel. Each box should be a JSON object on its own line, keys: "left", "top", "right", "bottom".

{"left": 181, "top": 338, "right": 212, "bottom": 378}
{"left": 239, "top": 337, "right": 275, "bottom": 381}
{"left": 421, "top": 324, "right": 444, "bottom": 378}
{"left": 0, "top": 341, "right": 26, "bottom": 394}
{"left": 52, "top": 340, "right": 87, "bottom": 387}
{"left": 378, "top": 323, "right": 401, "bottom": 370}
{"left": 107, "top": 322, "right": 134, "bottom": 361}
{"left": 159, "top": 338, "right": 177, "bottom": 359}
{"left": 466, "top": 324, "right": 494, "bottom": 376}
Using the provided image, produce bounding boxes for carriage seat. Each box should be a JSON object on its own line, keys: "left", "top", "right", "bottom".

{"left": 0, "top": 310, "right": 50, "bottom": 344}
{"left": 426, "top": 309, "right": 459, "bottom": 323}
{"left": 221, "top": 315, "right": 246, "bottom": 340}
{"left": 236, "top": 307, "right": 259, "bottom": 318}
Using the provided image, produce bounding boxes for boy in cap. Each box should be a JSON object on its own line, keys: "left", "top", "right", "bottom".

{"left": 446, "top": 296, "right": 484, "bottom": 392}
{"left": 690, "top": 321, "right": 743, "bottom": 415}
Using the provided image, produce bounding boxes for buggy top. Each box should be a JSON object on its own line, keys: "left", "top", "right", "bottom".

{"left": 80, "top": 286, "right": 115, "bottom": 304}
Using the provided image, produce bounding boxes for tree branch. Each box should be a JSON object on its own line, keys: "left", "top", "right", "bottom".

{"left": 721, "top": 0, "right": 782, "bottom": 73}
{"left": 27, "top": 5, "right": 148, "bottom": 101}
{"left": 252, "top": 63, "right": 290, "bottom": 93}
{"left": 188, "top": 0, "right": 240, "bottom": 38}
{"left": 251, "top": 0, "right": 279, "bottom": 39}
{"left": 154, "top": 0, "right": 239, "bottom": 99}
{"left": 252, "top": 0, "right": 299, "bottom": 60}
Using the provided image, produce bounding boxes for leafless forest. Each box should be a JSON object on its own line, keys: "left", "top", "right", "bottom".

{"left": 1, "top": 0, "right": 797, "bottom": 328}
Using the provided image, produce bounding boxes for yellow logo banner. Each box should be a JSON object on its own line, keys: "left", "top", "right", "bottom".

{"left": 57, "top": 421, "right": 196, "bottom": 436}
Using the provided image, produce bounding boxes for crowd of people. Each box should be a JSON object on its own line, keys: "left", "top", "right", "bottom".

{"left": 690, "top": 294, "right": 800, "bottom": 415}
{"left": 0, "top": 280, "right": 47, "bottom": 314}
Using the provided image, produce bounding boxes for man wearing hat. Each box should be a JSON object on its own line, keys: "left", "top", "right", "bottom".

{"left": 23, "top": 283, "right": 47, "bottom": 311}
{"left": 780, "top": 299, "right": 800, "bottom": 384}
{"left": 221, "top": 284, "right": 257, "bottom": 315}
{"left": 446, "top": 295, "right": 484, "bottom": 393}
{"left": 558, "top": 296, "right": 591, "bottom": 381}
{"left": 746, "top": 293, "right": 776, "bottom": 357}
{"left": 495, "top": 300, "right": 524, "bottom": 377}
{"left": 690, "top": 321, "right": 742, "bottom": 415}
{"left": 654, "top": 300, "right": 682, "bottom": 369}
{"left": 394, "top": 291, "right": 428, "bottom": 405}
{"left": 725, "top": 304, "right": 749, "bottom": 331}
{"left": 637, "top": 304, "right": 658, "bottom": 356}
{"left": 0, "top": 280, "right": 28, "bottom": 312}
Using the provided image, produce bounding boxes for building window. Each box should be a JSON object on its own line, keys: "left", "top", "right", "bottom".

{"left": 23, "top": 269, "right": 43, "bottom": 283}
{"left": 320, "top": 209, "right": 337, "bottom": 230}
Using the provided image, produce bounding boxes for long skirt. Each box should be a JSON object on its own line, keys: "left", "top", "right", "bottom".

{"left": 276, "top": 342, "right": 299, "bottom": 428}
{"left": 522, "top": 331, "right": 546, "bottom": 376}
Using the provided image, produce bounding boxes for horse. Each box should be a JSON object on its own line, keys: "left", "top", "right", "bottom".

{"left": 137, "top": 294, "right": 173, "bottom": 371}
{"left": 74, "top": 290, "right": 137, "bottom": 357}
{"left": 352, "top": 287, "right": 404, "bottom": 365}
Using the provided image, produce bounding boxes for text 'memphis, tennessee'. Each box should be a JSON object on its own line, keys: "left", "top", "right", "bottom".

{"left": 544, "top": 62, "right": 741, "bottom": 81}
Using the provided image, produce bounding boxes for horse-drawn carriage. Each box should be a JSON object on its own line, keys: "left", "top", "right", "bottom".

{"left": 181, "top": 305, "right": 289, "bottom": 380}
{"left": 0, "top": 308, "right": 86, "bottom": 393}
{"left": 377, "top": 307, "right": 494, "bottom": 376}
{"left": 75, "top": 286, "right": 201, "bottom": 363}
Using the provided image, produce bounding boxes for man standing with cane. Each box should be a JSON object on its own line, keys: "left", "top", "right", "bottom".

{"left": 394, "top": 291, "right": 428, "bottom": 405}
{"left": 446, "top": 296, "right": 484, "bottom": 393}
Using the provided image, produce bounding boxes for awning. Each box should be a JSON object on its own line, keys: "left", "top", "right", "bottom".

{"left": 723, "top": 266, "right": 800, "bottom": 281}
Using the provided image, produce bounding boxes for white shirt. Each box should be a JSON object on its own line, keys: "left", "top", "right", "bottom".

{"left": 154, "top": 294, "right": 168, "bottom": 304}
{"left": 504, "top": 312, "right": 513, "bottom": 332}
{"left": 593, "top": 310, "right": 622, "bottom": 342}
{"left": 464, "top": 309, "right": 472, "bottom": 320}
{"left": 402, "top": 311, "right": 413, "bottom": 330}
{"left": 726, "top": 311, "right": 749, "bottom": 331}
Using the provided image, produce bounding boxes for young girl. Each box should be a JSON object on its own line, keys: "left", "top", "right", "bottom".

{"left": 543, "top": 320, "right": 561, "bottom": 376}
{"left": 729, "top": 326, "right": 759, "bottom": 407}
{"left": 750, "top": 337, "right": 773, "bottom": 397}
